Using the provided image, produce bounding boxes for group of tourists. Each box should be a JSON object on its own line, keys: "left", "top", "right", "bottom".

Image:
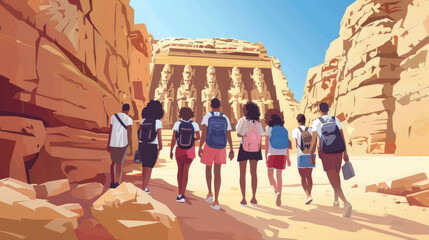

{"left": 107, "top": 98, "right": 353, "bottom": 218}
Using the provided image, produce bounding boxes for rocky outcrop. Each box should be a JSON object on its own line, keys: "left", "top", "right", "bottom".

{"left": 91, "top": 182, "right": 184, "bottom": 240}
{"left": 0, "top": 178, "right": 81, "bottom": 239}
{"left": 0, "top": 1, "right": 151, "bottom": 183}
{"left": 300, "top": 0, "right": 429, "bottom": 155}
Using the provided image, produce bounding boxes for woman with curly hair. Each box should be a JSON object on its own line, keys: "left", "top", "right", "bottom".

{"left": 170, "top": 107, "right": 201, "bottom": 203}
{"left": 264, "top": 109, "right": 291, "bottom": 206}
{"left": 236, "top": 102, "right": 264, "bottom": 206}
{"left": 138, "top": 100, "right": 164, "bottom": 193}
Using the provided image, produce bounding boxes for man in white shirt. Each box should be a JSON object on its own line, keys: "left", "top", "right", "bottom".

{"left": 107, "top": 104, "right": 133, "bottom": 188}
{"left": 309, "top": 102, "right": 352, "bottom": 218}
{"left": 198, "top": 98, "right": 234, "bottom": 210}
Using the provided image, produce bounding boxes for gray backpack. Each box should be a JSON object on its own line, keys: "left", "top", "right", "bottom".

{"left": 318, "top": 116, "right": 345, "bottom": 153}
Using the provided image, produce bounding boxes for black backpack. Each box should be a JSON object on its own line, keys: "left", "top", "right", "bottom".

{"left": 138, "top": 118, "right": 157, "bottom": 143}
{"left": 318, "top": 116, "right": 345, "bottom": 153}
{"left": 177, "top": 121, "right": 195, "bottom": 149}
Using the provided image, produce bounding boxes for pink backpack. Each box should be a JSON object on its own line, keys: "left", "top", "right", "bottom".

{"left": 243, "top": 121, "right": 261, "bottom": 152}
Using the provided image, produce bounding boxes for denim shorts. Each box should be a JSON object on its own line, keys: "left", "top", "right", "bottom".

{"left": 297, "top": 154, "right": 316, "bottom": 168}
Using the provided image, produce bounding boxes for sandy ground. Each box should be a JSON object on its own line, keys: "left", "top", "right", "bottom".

{"left": 121, "top": 146, "right": 429, "bottom": 240}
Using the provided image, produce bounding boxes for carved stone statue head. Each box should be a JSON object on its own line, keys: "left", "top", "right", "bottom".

{"left": 206, "top": 66, "right": 216, "bottom": 88}
{"left": 182, "top": 65, "right": 193, "bottom": 88}
{"left": 231, "top": 67, "right": 242, "bottom": 88}
{"left": 251, "top": 67, "right": 264, "bottom": 89}
{"left": 160, "top": 64, "right": 172, "bottom": 89}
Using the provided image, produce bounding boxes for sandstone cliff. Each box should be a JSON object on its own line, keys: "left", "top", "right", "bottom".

{"left": 0, "top": 0, "right": 151, "bottom": 183}
{"left": 300, "top": 0, "right": 429, "bottom": 155}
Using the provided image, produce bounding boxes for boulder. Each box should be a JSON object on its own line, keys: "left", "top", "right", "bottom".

{"left": 406, "top": 189, "right": 429, "bottom": 207}
{"left": 34, "top": 179, "right": 71, "bottom": 198}
{"left": 71, "top": 182, "right": 104, "bottom": 200}
{"left": 60, "top": 203, "right": 85, "bottom": 217}
{"left": 0, "top": 183, "right": 80, "bottom": 240}
{"left": 0, "top": 178, "right": 36, "bottom": 199}
{"left": 91, "top": 182, "right": 184, "bottom": 240}
{"left": 411, "top": 179, "right": 429, "bottom": 192}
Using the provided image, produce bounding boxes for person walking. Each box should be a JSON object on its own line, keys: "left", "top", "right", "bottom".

{"left": 198, "top": 98, "right": 234, "bottom": 210}
{"left": 170, "top": 107, "right": 201, "bottom": 203}
{"left": 264, "top": 109, "right": 291, "bottom": 206}
{"left": 236, "top": 102, "right": 264, "bottom": 206}
{"left": 138, "top": 100, "right": 164, "bottom": 194}
{"left": 309, "top": 102, "right": 352, "bottom": 218}
{"left": 292, "top": 114, "right": 315, "bottom": 204}
{"left": 107, "top": 104, "right": 133, "bottom": 188}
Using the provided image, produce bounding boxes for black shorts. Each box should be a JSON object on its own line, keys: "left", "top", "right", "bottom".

{"left": 139, "top": 143, "right": 158, "bottom": 168}
{"left": 237, "top": 144, "right": 263, "bottom": 161}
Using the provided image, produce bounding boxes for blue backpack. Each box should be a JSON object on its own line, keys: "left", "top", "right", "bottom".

{"left": 269, "top": 125, "right": 289, "bottom": 149}
{"left": 206, "top": 112, "right": 228, "bottom": 149}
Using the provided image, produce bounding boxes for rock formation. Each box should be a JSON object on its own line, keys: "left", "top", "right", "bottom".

{"left": 149, "top": 37, "right": 299, "bottom": 128}
{"left": 91, "top": 182, "right": 184, "bottom": 240}
{"left": 0, "top": 0, "right": 151, "bottom": 183}
{"left": 300, "top": 0, "right": 429, "bottom": 155}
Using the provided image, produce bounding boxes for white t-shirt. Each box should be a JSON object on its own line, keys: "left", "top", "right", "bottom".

{"left": 201, "top": 112, "right": 232, "bottom": 131}
{"left": 265, "top": 126, "right": 288, "bottom": 156}
{"left": 173, "top": 120, "right": 200, "bottom": 145}
{"left": 292, "top": 126, "right": 313, "bottom": 157}
{"left": 236, "top": 117, "right": 264, "bottom": 143}
{"left": 311, "top": 115, "right": 342, "bottom": 138}
{"left": 110, "top": 113, "right": 133, "bottom": 147}
{"left": 139, "top": 119, "right": 163, "bottom": 145}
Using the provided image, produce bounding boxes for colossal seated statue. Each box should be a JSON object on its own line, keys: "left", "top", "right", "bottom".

{"left": 177, "top": 65, "right": 197, "bottom": 114}
{"left": 250, "top": 68, "right": 273, "bottom": 118}
{"left": 228, "top": 67, "right": 248, "bottom": 124}
{"left": 201, "top": 66, "right": 221, "bottom": 115}
{"left": 154, "top": 64, "right": 175, "bottom": 125}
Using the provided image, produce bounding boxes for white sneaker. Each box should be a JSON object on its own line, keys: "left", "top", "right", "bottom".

{"left": 145, "top": 187, "right": 150, "bottom": 194}
{"left": 275, "top": 192, "right": 281, "bottom": 206}
{"left": 333, "top": 201, "right": 340, "bottom": 208}
{"left": 305, "top": 196, "right": 313, "bottom": 205}
{"left": 343, "top": 202, "right": 352, "bottom": 218}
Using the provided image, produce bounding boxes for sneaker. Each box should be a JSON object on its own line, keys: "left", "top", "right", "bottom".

{"left": 109, "top": 182, "right": 116, "bottom": 188}
{"left": 145, "top": 187, "right": 150, "bottom": 194}
{"left": 305, "top": 196, "right": 313, "bottom": 205}
{"left": 343, "top": 202, "right": 352, "bottom": 218}
{"left": 333, "top": 201, "right": 340, "bottom": 208}
{"left": 179, "top": 195, "right": 186, "bottom": 203}
{"left": 275, "top": 192, "right": 281, "bottom": 206}
{"left": 115, "top": 182, "right": 120, "bottom": 188}
{"left": 176, "top": 195, "right": 182, "bottom": 202}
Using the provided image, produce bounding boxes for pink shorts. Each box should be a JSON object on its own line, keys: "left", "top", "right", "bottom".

{"left": 200, "top": 145, "right": 226, "bottom": 166}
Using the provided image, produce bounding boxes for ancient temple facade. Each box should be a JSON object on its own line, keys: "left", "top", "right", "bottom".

{"left": 149, "top": 38, "right": 300, "bottom": 129}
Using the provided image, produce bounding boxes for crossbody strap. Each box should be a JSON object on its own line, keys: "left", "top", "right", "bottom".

{"left": 114, "top": 113, "right": 128, "bottom": 130}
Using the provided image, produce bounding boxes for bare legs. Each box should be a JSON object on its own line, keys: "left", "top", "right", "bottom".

{"left": 141, "top": 167, "right": 153, "bottom": 190}
{"left": 177, "top": 159, "right": 191, "bottom": 196}
{"left": 110, "top": 162, "right": 123, "bottom": 184}
{"left": 268, "top": 168, "right": 283, "bottom": 206}
{"left": 298, "top": 168, "right": 313, "bottom": 198}
{"left": 205, "top": 164, "right": 222, "bottom": 207}
{"left": 239, "top": 160, "right": 258, "bottom": 205}
{"left": 326, "top": 169, "right": 347, "bottom": 203}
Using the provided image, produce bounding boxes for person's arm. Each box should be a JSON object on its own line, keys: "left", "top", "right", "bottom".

{"left": 157, "top": 129, "right": 163, "bottom": 152}
{"left": 170, "top": 131, "right": 176, "bottom": 159}
{"left": 198, "top": 125, "right": 207, "bottom": 157}
{"left": 340, "top": 129, "right": 349, "bottom": 162}
{"left": 127, "top": 125, "right": 133, "bottom": 156}
{"left": 227, "top": 130, "right": 234, "bottom": 160}
{"left": 310, "top": 132, "right": 318, "bottom": 165}
{"left": 286, "top": 148, "right": 291, "bottom": 166}
{"left": 195, "top": 131, "right": 201, "bottom": 141}
{"left": 107, "top": 125, "right": 112, "bottom": 152}
{"left": 265, "top": 136, "right": 269, "bottom": 160}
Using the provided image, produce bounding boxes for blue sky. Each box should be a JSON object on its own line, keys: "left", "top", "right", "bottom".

{"left": 130, "top": 0, "right": 355, "bottom": 101}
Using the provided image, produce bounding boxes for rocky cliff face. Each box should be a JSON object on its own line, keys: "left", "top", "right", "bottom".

{"left": 0, "top": 0, "right": 151, "bottom": 183}
{"left": 300, "top": 0, "right": 429, "bottom": 155}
